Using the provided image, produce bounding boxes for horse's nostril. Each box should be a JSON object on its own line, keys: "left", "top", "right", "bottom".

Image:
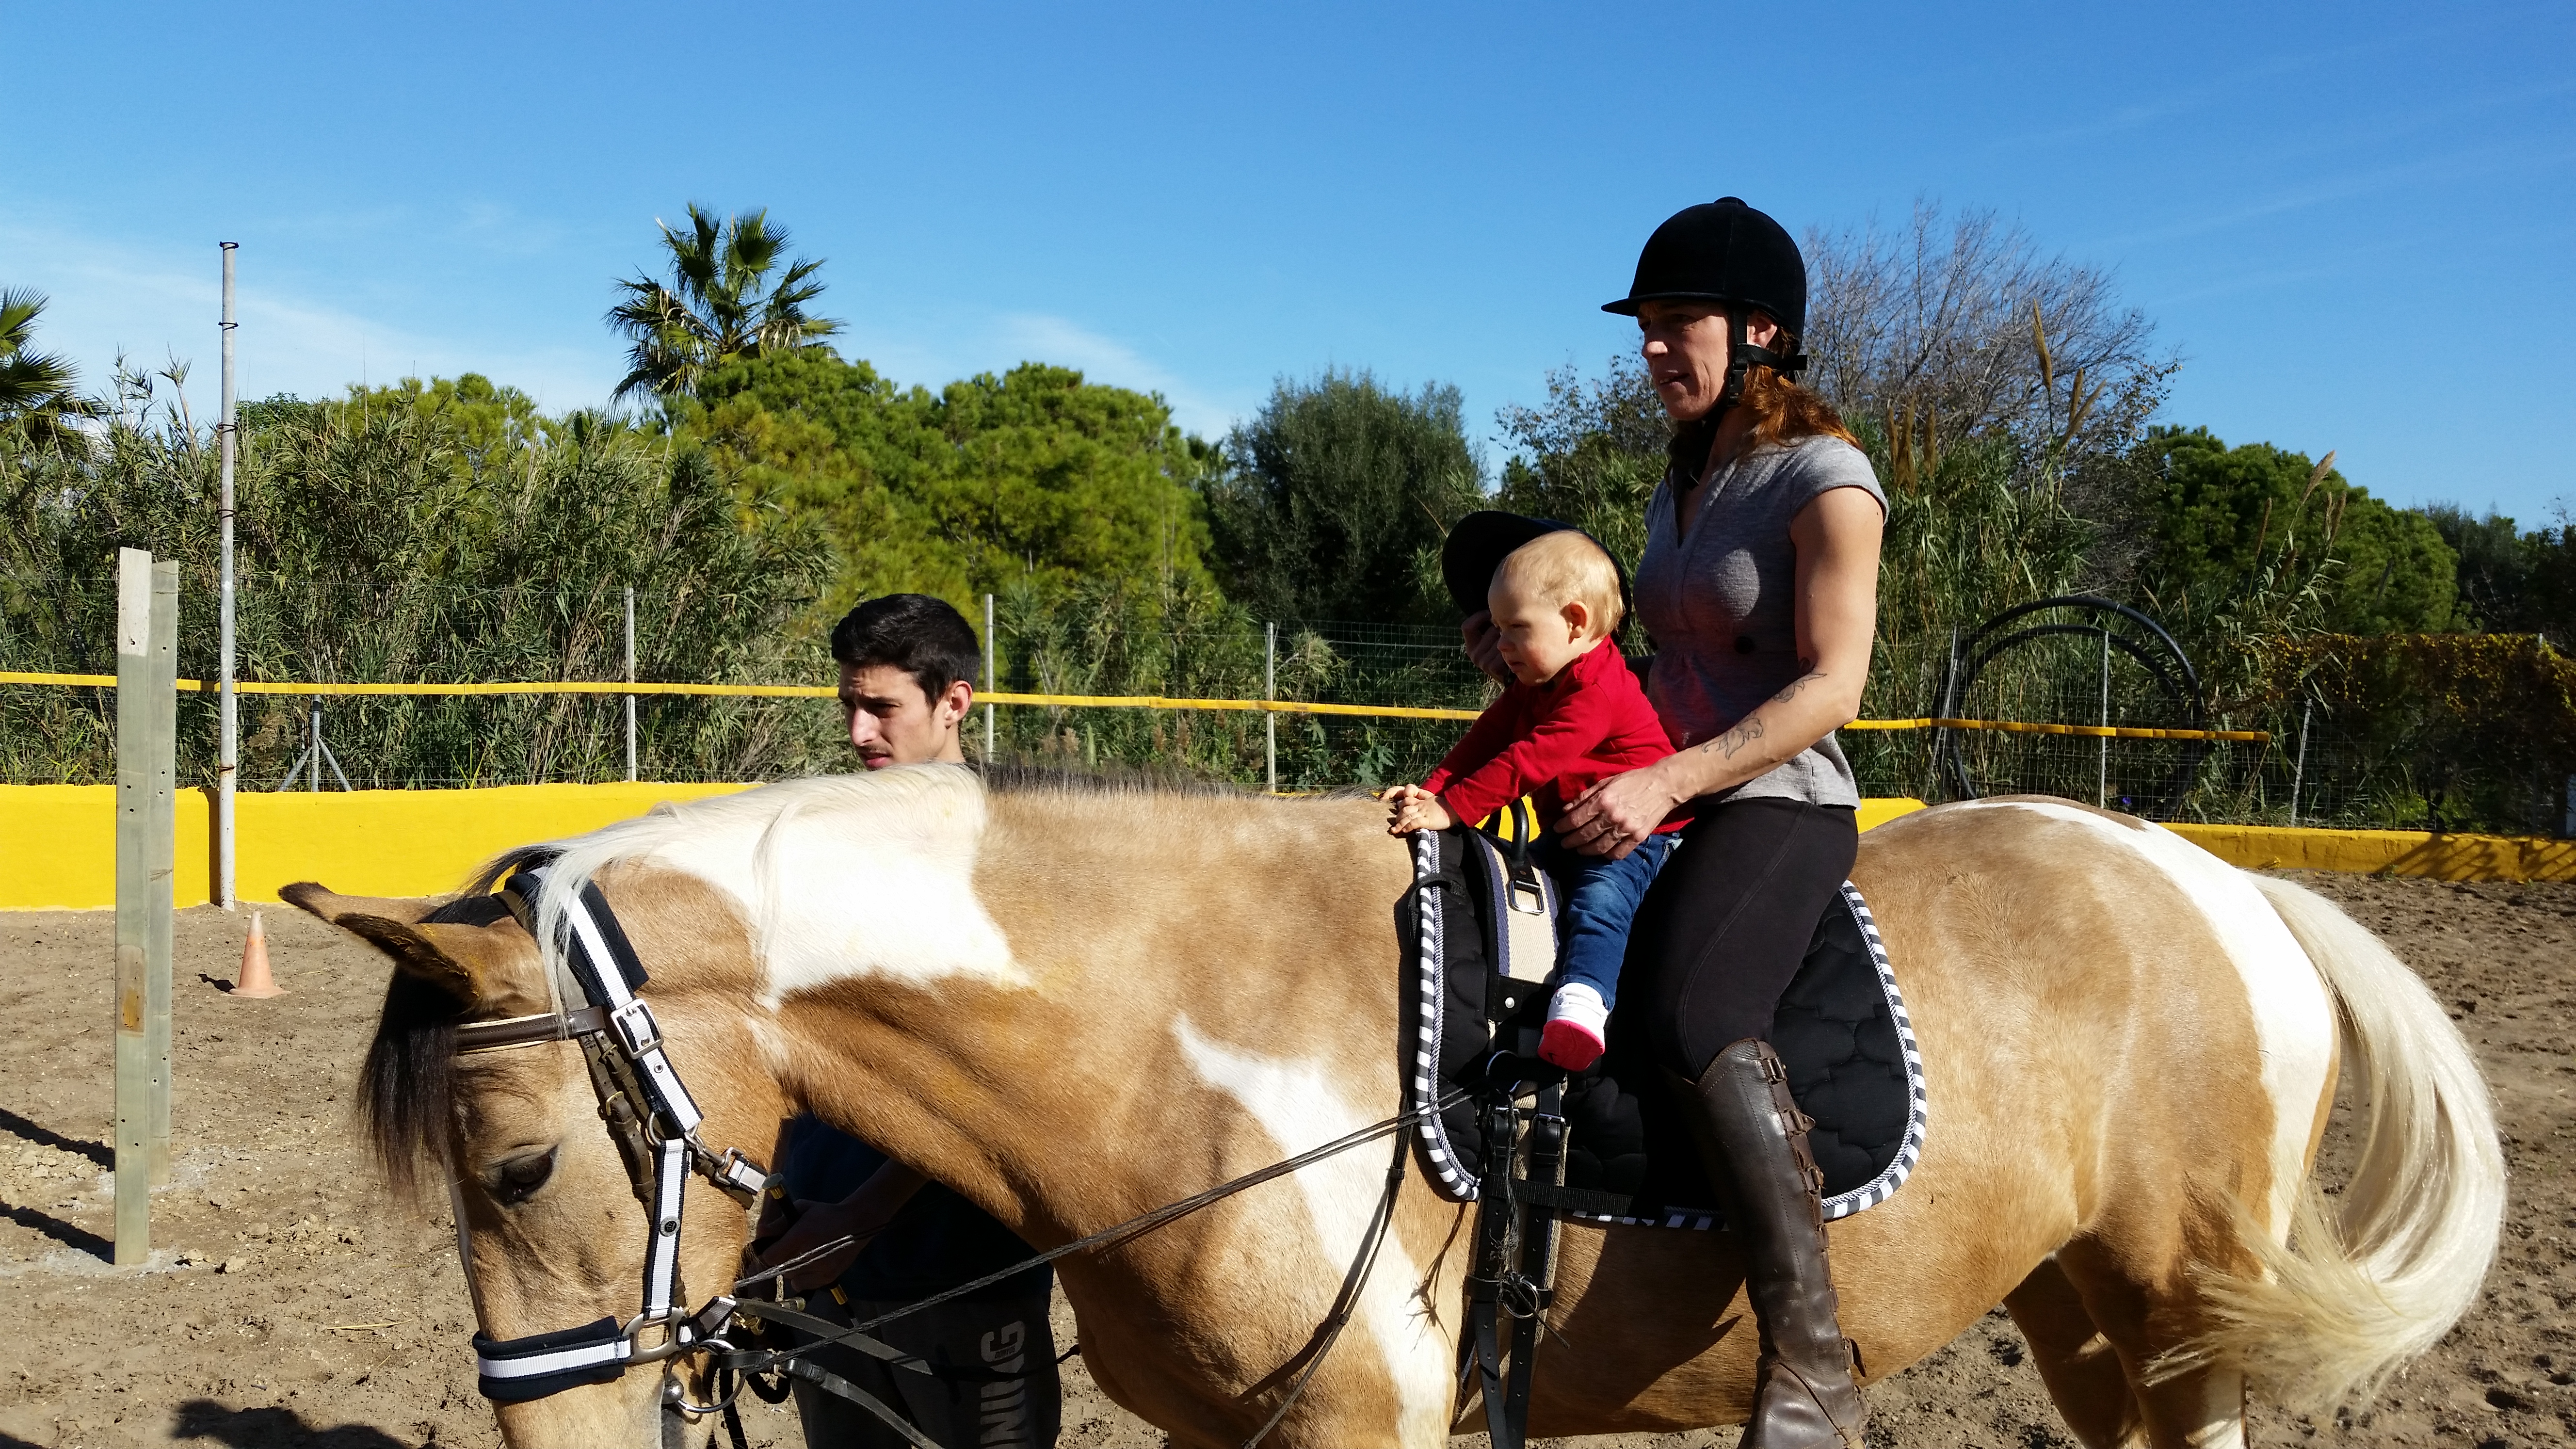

{"left": 489, "top": 1147, "right": 558, "bottom": 1206}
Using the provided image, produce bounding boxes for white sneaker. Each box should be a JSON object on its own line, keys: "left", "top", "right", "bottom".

{"left": 1540, "top": 982, "right": 1610, "bottom": 1070}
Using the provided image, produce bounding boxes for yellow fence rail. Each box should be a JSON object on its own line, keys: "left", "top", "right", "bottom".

{"left": 7, "top": 785, "right": 2568, "bottom": 911}
{"left": 1843, "top": 717, "right": 2272, "bottom": 742}
{"left": 0, "top": 672, "right": 2271, "bottom": 742}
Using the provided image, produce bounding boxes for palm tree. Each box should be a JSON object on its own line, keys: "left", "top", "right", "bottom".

{"left": 0, "top": 289, "right": 104, "bottom": 449}
{"left": 607, "top": 205, "right": 843, "bottom": 402}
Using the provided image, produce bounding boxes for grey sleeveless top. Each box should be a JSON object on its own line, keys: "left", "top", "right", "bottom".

{"left": 1634, "top": 433, "right": 1887, "bottom": 808}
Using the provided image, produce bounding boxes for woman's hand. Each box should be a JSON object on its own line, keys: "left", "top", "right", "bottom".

{"left": 1558, "top": 764, "right": 1683, "bottom": 859}
{"left": 1460, "top": 610, "right": 1510, "bottom": 684}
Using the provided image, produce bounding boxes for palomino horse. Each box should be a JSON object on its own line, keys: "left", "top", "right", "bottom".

{"left": 289, "top": 766, "right": 2502, "bottom": 1449}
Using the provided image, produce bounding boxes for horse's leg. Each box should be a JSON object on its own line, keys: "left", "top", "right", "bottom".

{"left": 2003, "top": 1256, "right": 2145, "bottom": 1449}
{"left": 2049, "top": 1238, "right": 2250, "bottom": 1449}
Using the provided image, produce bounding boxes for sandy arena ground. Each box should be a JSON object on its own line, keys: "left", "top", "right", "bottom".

{"left": 0, "top": 870, "right": 2567, "bottom": 1448}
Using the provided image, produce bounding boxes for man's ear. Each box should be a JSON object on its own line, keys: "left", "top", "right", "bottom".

{"left": 282, "top": 882, "right": 545, "bottom": 1014}
{"left": 936, "top": 678, "right": 974, "bottom": 729}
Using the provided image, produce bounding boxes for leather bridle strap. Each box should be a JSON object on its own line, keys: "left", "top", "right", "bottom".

{"left": 459, "top": 856, "right": 772, "bottom": 1402}
{"left": 454, "top": 1005, "right": 608, "bottom": 1053}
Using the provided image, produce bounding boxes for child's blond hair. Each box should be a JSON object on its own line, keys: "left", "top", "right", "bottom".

{"left": 1492, "top": 531, "right": 1624, "bottom": 640}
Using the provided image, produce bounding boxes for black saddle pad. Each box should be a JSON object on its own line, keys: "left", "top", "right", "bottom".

{"left": 1403, "top": 826, "right": 1927, "bottom": 1229}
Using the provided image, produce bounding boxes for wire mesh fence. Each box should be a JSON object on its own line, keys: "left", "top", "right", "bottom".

{"left": 4, "top": 564, "right": 2567, "bottom": 834}
{"left": 0, "top": 569, "right": 845, "bottom": 789}
{"left": 987, "top": 614, "right": 1498, "bottom": 792}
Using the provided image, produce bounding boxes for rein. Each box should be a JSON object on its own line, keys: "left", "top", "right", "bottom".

{"left": 449, "top": 853, "right": 1468, "bottom": 1449}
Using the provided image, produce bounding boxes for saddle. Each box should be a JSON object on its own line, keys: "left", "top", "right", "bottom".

{"left": 1403, "top": 821, "right": 1928, "bottom": 1230}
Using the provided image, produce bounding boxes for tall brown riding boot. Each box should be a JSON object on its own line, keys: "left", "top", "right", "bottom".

{"left": 1668, "top": 1039, "right": 1868, "bottom": 1449}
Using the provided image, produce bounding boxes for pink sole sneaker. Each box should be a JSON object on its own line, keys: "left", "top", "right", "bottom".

{"left": 1538, "top": 1018, "right": 1606, "bottom": 1072}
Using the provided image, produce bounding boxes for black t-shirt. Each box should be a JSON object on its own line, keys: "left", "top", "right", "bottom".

{"left": 777, "top": 1113, "right": 1051, "bottom": 1302}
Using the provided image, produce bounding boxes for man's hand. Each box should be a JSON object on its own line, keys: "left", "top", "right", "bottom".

{"left": 753, "top": 1196, "right": 873, "bottom": 1292}
{"left": 1557, "top": 764, "right": 1681, "bottom": 859}
{"left": 1383, "top": 784, "right": 1458, "bottom": 837}
{"left": 747, "top": 1161, "right": 929, "bottom": 1293}
{"left": 1460, "top": 610, "right": 1510, "bottom": 685}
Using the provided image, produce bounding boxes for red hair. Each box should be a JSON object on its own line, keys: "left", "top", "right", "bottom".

{"left": 1667, "top": 317, "right": 1855, "bottom": 472}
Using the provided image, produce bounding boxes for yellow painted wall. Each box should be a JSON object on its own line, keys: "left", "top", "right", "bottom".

{"left": 0, "top": 782, "right": 753, "bottom": 909}
{"left": 1, "top": 785, "right": 217, "bottom": 912}
{"left": 1849, "top": 799, "right": 2574, "bottom": 880}
{"left": 1857, "top": 797, "right": 1928, "bottom": 832}
{"left": 2165, "top": 821, "right": 2576, "bottom": 882}
{"left": 4, "top": 785, "right": 2568, "bottom": 909}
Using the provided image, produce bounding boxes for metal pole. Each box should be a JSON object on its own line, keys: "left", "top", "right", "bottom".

{"left": 114, "top": 549, "right": 178, "bottom": 1263}
{"left": 624, "top": 585, "right": 637, "bottom": 783}
{"left": 1933, "top": 626, "right": 1961, "bottom": 800}
{"left": 2289, "top": 698, "right": 2312, "bottom": 827}
{"left": 309, "top": 701, "right": 322, "bottom": 793}
{"left": 983, "top": 594, "right": 996, "bottom": 759}
{"left": 1265, "top": 622, "right": 1277, "bottom": 795}
{"left": 216, "top": 242, "right": 239, "bottom": 910}
{"left": 2097, "top": 628, "right": 2110, "bottom": 807}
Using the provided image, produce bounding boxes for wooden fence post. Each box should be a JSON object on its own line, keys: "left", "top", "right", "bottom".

{"left": 114, "top": 548, "right": 178, "bottom": 1265}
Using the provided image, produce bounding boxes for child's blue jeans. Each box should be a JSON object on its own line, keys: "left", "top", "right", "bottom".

{"left": 1537, "top": 831, "right": 1675, "bottom": 1010}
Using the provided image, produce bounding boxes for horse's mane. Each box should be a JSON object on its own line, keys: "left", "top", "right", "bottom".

{"left": 977, "top": 761, "right": 1250, "bottom": 797}
{"left": 357, "top": 764, "right": 1344, "bottom": 1193}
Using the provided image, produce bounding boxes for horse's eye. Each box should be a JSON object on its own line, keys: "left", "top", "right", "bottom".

{"left": 488, "top": 1148, "right": 557, "bottom": 1206}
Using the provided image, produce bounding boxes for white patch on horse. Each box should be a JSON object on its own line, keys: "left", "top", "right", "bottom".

{"left": 1172, "top": 1016, "right": 1449, "bottom": 1445}
{"left": 536, "top": 767, "right": 1023, "bottom": 1005}
{"left": 744, "top": 1014, "right": 794, "bottom": 1080}
{"left": 2188, "top": 1368, "right": 2253, "bottom": 1449}
{"left": 1959, "top": 801, "right": 2336, "bottom": 1239}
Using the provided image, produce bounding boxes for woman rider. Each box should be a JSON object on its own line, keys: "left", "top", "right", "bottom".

{"left": 1467, "top": 197, "right": 1885, "bottom": 1449}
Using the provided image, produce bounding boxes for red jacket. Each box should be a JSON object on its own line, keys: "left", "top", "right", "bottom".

{"left": 1420, "top": 640, "right": 1680, "bottom": 832}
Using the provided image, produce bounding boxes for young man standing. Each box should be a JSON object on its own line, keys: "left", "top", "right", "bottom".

{"left": 751, "top": 594, "right": 1061, "bottom": 1449}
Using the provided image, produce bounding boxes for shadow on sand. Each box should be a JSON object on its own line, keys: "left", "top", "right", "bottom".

{"left": 171, "top": 1400, "right": 416, "bottom": 1449}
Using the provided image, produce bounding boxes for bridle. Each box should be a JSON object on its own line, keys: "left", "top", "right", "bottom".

{"left": 436, "top": 850, "right": 1461, "bottom": 1447}
{"left": 454, "top": 855, "right": 772, "bottom": 1404}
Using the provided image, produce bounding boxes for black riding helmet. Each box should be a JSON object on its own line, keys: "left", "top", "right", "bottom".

{"left": 1603, "top": 197, "right": 1810, "bottom": 412}
{"left": 1440, "top": 510, "right": 1632, "bottom": 620}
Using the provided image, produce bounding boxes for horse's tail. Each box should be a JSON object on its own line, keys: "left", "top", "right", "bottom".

{"left": 2169, "top": 873, "right": 2505, "bottom": 1408}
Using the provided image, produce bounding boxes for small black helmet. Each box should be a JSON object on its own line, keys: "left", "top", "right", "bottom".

{"left": 1603, "top": 196, "right": 1807, "bottom": 336}
{"left": 1604, "top": 198, "right": 1809, "bottom": 404}
{"left": 1440, "top": 511, "right": 1631, "bottom": 619}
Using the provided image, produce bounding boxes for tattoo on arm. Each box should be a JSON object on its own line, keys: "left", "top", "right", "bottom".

{"left": 1695, "top": 661, "right": 1842, "bottom": 767}
{"left": 1769, "top": 668, "right": 1825, "bottom": 705}
{"left": 1701, "top": 714, "right": 1767, "bottom": 760}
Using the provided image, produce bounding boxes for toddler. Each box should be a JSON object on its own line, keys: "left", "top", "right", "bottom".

{"left": 1385, "top": 529, "right": 1681, "bottom": 1071}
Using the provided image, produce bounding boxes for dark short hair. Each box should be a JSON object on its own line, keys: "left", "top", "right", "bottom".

{"left": 828, "top": 595, "right": 982, "bottom": 703}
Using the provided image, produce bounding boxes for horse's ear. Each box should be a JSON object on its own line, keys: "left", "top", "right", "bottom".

{"left": 333, "top": 915, "right": 488, "bottom": 1007}
{"left": 286, "top": 884, "right": 544, "bottom": 1014}
{"left": 279, "top": 881, "right": 441, "bottom": 925}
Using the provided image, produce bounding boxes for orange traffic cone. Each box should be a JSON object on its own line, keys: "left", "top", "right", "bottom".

{"left": 232, "top": 910, "right": 285, "bottom": 998}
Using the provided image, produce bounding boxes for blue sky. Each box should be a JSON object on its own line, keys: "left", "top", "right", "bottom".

{"left": 4, "top": 1, "right": 2570, "bottom": 522}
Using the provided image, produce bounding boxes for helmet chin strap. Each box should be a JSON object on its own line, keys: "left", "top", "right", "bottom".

{"left": 1716, "top": 312, "right": 1810, "bottom": 414}
{"left": 1681, "top": 312, "right": 1814, "bottom": 481}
